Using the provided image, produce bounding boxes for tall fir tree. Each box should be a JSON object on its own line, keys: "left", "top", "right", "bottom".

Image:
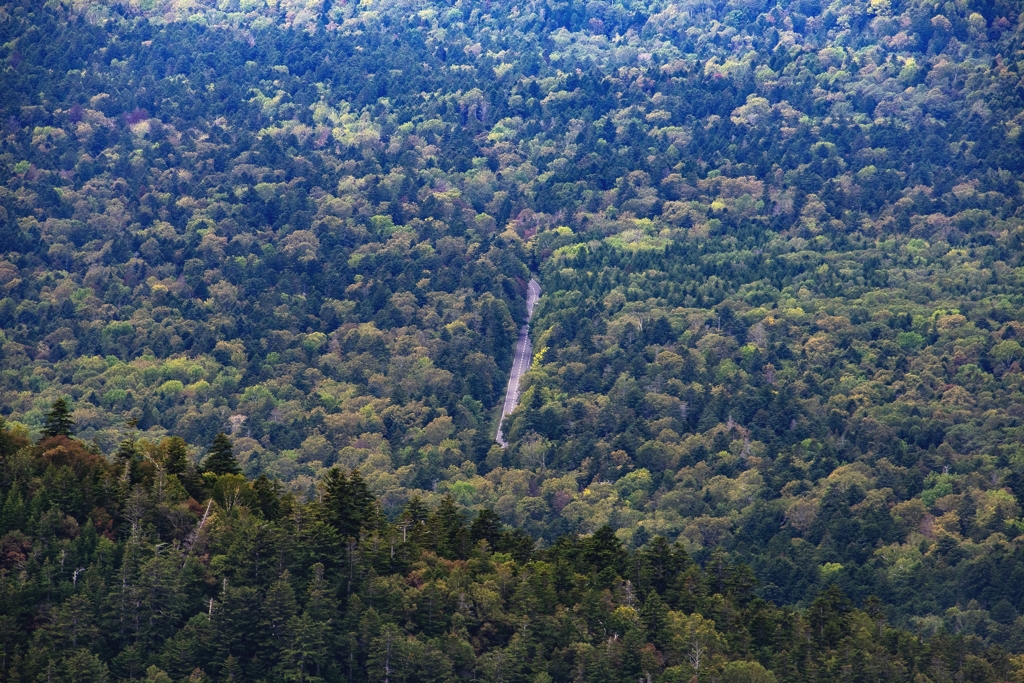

{"left": 162, "top": 436, "right": 190, "bottom": 476}
{"left": 202, "top": 433, "right": 240, "bottom": 476}
{"left": 115, "top": 436, "right": 142, "bottom": 484}
{"left": 42, "top": 398, "right": 75, "bottom": 438}
{"left": 323, "top": 468, "right": 374, "bottom": 538}
{"left": 469, "top": 508, "right": 503, "bottom": 549}
{"left": 429, "top": 495, "right": 470, "bottom": 560}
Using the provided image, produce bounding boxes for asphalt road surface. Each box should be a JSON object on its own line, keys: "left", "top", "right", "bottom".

{"left": 495, "top": 278, "right": 541, "bottom": 448}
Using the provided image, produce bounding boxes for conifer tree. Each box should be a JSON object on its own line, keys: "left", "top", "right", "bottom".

{"left": 261, "top": 570, "right": 297, "bottom": 659}
{"left": 469, "top": 508, "right": 503, "bottom": 548}
{"left": 323, "top": 468, "right": 374, "bottom": 538}
{"left": 402, "top": 496, "right": 428, "bottom": 525}
{"left": 429, "top": 495, "right": 470, "bottom": 560}
{"left": 202, "top": 433, "right": 240, "bottom": 476}
{"left": 115, "top": 436, "right": 142, "bottom": 484}
{"left": 583, "top": 525, "right": 627, "bottom": 579}
{"left": 42, "top": 398, "right": 75, "bottom": 438}
{"left": 162, "top": 436, "right": 190, "bottom": 476}
{"left": 252, "top": 474, "right": 283, "bottom": 520}
{"left": 115, "top": 438, "right": 138, "bottom": 464}
{"left": 0, "top": 490, "right": 24, "bottom": 535}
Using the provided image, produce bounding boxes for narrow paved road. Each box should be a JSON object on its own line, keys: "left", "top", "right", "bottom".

{"left": 495, "top": 279, "right": 541, "bottom": 447}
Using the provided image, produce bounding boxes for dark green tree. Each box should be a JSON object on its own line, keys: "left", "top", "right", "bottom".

{"left": 261, "top": 571, "right": 297, "bottom": 662}
{"left": 43, "top": 398, "right": 75, "bottom": 438}
{"left": 323, "top": 467, "right": 374, "bottom": 538}
{"left": 469, "top": 508, "right": 503, "bottom": 549}
{"left": 115, "top": 438, "right": 138, "bottom": 464}
{"left": 808, "top": 585, "right": 852, "bottom": 649}
{"left": 583, "top": 525, "right": 627, "bottom": 579}
{"left": 202, "top": 433, "right": 240, "bottom": 476}
{"left": 162, "top": 436, "right": 189, "bottom": 476}
{"left": 428, "top": 495, "right": 470, "bottom": 560}
{"left": 401, "top": 496, "right": 429, "bottom": 525}
{"left": 252, "top": 474, "right": 283, "bottom": 520}
{"left": 115, "top": 431, "right": 142, "bottom": 483}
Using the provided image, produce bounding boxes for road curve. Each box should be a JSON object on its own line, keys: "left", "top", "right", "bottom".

{"left": 495, "top": 279, "right": 541, "bottom": 448}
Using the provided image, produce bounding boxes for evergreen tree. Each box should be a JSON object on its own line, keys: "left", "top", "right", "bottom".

{"left": 116, "top": 433, "right": 142, "bottom": 483}
{"left": 583, "top": 525, "right": 627, "bottom": 581}
{"left": 162, "top": 436, "right": 189, "bottom": 476}
{"left": 429, "top": 495, "right": 470, "bottom": 560}
{"left": 348, "top": 469, "right": 375, "bottom": 523}
{"left": 115, "top": 437, "right": 138, "bottom": 464}
{"left": 469, "top": 508, "right": 503, "bottom": 549}
{"left": 0, "top": 490, "right": 24, "bottom": 534}
{"left": 401, "top": 496, "right": 429, "bottom": 526}
{"left": 111, "top": 645, "right": 146, "bottom": 681}
{"left": 42, "top": 398, "right": 75, "bottom": 438}
{"left": 202, "top": 433, "right": 240, "bottom": 476}
{"left": 640, "top": 593, "right": 670, "bottom": 650}
{"left": 637, "top": 536, "right": 688, "bottom": 595}
{"left": 367, "top": 623, "right": 408, "bottom": 683}
{"left": 280, "top": 564, "right": 333, "bottom": 682}
{"left": 261, "top": 571, "right": 297, "bottom": 661}
{"left": 323, "top": 467, "right": 374, "bottom": 538}
{"left": 252, "top": 474, "right": 283, "bottom": 520}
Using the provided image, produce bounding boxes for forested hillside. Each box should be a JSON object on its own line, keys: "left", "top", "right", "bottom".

{"left": 3, "top": 0, "right": 1024, "bottom": 674}
{"left": 1, "top": 424, "right": 1022, "bottom": 682}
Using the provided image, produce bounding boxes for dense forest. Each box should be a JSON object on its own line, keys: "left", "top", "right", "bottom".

{"left": 3, "top": 0, "right": 1024, "bottom": 676}
{"left": 2, "top": 419, "right": 1023, "bottom": 682}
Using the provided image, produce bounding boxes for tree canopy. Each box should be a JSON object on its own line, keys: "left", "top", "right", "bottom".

{"left": 0, "top": 419, "right": 1020, "bottom": 682}
{"left": 1, "top": 0, "right": 1024, "bottom": 672}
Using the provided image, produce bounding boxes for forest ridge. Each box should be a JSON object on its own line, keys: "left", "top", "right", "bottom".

{"left": 0, "top": 422, "right": 1021, "bottom": 682}
{"left": 2, "top": 0, "right": 1024, "bottom": 679}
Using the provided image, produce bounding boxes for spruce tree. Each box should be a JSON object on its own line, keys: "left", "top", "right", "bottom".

{"left": 397, "top": 495, "right": 429, "bottom": 546}
{"left": 43, "top": 398, "right": 75, "bottom": 438}
{"left": 583, "top": 525, "right": 627, "bottom": 578}
{"left": 115, "top": 437, "right": 139, "bottom": 464}
{"left": 347, "top": 469, "right": 374, "bottom": 522}
{"left": 429, "top": 495, "right": 469, "bottom": 560}
{"left": 115, "top": 436, "right": 141, "bottom": 484}
{"left": 322, "top": 467, "right": 349, "bottom": 530}
{"left": 401, "top": 495, "right": 428, "bottom": 525}
{"left": 162, "top": 436, "right": 190, "bottom": 475}
{"left": 252, "top": 474, "right": 283, "bottom": 520}
{"left": 202, "top": 432, "right": 240, "bottom": 476}
{"left": 323, "top": 467, "right": 374, "bottom": 538}
{"left": 469, "top": 508, "right": 503, "bottom": 548}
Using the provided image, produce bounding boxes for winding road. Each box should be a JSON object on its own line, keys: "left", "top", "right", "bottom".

{"left": 495, "top": 278, "right": 541, "bottom": 448}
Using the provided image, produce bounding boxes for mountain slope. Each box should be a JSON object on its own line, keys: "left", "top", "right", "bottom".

{"left": 1, "top": 0, "right": 1024, "bottom": 651}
